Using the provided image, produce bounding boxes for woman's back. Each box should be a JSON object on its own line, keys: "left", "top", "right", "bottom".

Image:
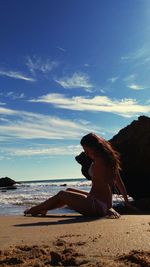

{"left": 90, "top": 157, "right": 114, "bottom": 208}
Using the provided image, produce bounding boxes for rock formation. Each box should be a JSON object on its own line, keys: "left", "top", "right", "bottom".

{"left": 110, "top": 115, "right": 150, "bottom": 200}
{"left": 0, "top": 176, "right": 17, "bottom": 188}
{"left": 75, "top": 152, "right": 92, "bottom": 180}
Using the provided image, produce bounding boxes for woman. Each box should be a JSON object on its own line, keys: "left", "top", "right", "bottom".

{"left": 24, "top": 133, "right": 129, "bottom": 217}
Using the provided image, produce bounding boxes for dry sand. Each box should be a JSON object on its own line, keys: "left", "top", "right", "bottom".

{"left": 0, "top": 214, "right": 150, "bottom": 266}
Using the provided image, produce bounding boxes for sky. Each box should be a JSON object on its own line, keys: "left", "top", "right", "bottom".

{"left": 0, "top": 0, "right": 150, "bottom": 181}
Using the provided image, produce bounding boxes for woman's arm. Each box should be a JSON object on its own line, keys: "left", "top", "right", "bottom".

{"left": 115, "top": 172, "right": 141, "bottom": 212}
{"left": 114, "top": 172, "right": 129, "bottom": 204}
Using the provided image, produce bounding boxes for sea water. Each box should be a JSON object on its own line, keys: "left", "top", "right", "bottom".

{"left": 0, "top": 178, "right": 130, "bottom": 215}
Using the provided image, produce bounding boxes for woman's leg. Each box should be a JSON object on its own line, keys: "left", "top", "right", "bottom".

{"left": 24, "top": 191, "right": 66, "bottom": 215}
{"left": 24, "top": 190, "right": 96, "bottom": 216}
{"left": 66, "top": 187, "right": 89, "bottom": 196}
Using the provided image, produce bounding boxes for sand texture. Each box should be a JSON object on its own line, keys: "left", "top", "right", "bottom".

{"left": 0, "top": 214, "right": 150, "bottom": 266}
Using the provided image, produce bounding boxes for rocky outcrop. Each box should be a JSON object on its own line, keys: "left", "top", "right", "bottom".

{"left": 75, "top": 152, "right": 92, "bottom": 180}
{"left": 0, "top": 177, "right": 17, "bottom": 188}
{"left": 110, "top": 116, "right": 150, "bottom": 200}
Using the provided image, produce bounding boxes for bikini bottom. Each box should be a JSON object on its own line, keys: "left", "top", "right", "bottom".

{"left": 87, "top": 195, "right": 108, "bottom": 216}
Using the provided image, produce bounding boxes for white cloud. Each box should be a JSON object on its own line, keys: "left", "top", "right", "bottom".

{"left": 0, "top": 107, "right": 93, "bottom": 141}
{"left": 30, "top": 93, "right": 150, "bottom": 118}
{"left": 123, "top": 73, "right": 148, "bottom": 90}
{"left": 123, "top": 74, "right": 148, "bottom": 90}
{"left": 0, "top": 107, "right": 110, "bottom": 157}
{"left": 0, "top": 107, "right": 17, "bottom": 115}
{"left": 128, "top": 84, "right": 146, "bottom": 90}
{"left": 6, "top": 145, "right": 81, "bottom": 157}
{"left": 55, "top": 72, "right": 93, "bottom": 91}
{"left": 0, "top": 70, "right": 35, "bottom": 82}
{"left": 26, "top": 56, "right": 58, "bottom": 75}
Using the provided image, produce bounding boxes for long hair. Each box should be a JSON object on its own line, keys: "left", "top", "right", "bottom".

{"left": 80, "top": 133, "right": 121, "bottom": 173}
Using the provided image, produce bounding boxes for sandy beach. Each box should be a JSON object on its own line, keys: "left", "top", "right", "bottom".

{"left": 0, "top": 214, "right": 150, "bottom": 266}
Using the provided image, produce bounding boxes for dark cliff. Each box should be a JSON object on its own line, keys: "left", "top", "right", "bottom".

{"left": 110, "top": 116, "right": 150, "bottom": 200}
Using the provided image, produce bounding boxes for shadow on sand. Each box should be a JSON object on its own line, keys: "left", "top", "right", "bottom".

{"left": 14, "top": 214, "right": 101, "bottom": 227}
{"left": 14, "top": 198, "right": 150, "bottom": 227}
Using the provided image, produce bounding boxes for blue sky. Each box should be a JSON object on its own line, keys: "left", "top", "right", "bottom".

{"left": 0, "top": 0, "right": 150, "bottom": 181}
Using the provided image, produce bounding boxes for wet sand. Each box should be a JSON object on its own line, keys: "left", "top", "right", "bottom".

{"left": 0, "top": 214, "right": 150, "bottom": 266}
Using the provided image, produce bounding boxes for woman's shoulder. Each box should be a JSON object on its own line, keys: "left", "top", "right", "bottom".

{"left": 93, "top": 157, "right": 113, "bottom": 176}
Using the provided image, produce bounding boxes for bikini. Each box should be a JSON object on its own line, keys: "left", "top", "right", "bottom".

{"left": 87, "top": 195, "right": 108, "bottom": 216}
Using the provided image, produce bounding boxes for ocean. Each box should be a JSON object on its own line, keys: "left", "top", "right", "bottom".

{"left": 0, "top": 178, "right": 131, "bottom": 215}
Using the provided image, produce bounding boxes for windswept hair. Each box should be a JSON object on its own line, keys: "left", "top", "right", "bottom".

{"left": 80, "top": 133, "right": 121, "bottom": 173}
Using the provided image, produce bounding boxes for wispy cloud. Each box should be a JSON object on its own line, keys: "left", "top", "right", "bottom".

{"left": 0, "top": 106, "right": 113, "bottom": 157}
{"left": 108, "top": 76, "right": 119, "bottom": 83}
{"left": 55, "top": 72, "right": 93, "bottom": 91}
{"left": 121, "top": 56, "right": 130, "bottom": 61}
{"left": 0, "top": 106, "right": 17, "bottom": 115}
{"left": 123, "top": 74, "right": 136, "bottom": 82}
{"left": 4, "top": 91, "right": 25, "bottom": 99}
{"left": 0, "top": 102, "right": 6, "bottom": 106}
{"left": 26, "top": 56, "right": 59, "bottom": 75}
{"left": 29, "top": 93, "right": 150, "bottom": 118}
{"left": 84, "top": 63, "right": 90, "bottom": 67}
{"left": 6, "top": 145, "right": 80, "bottom": 157}
{"left": 123, "top": 74, "right": 148, "bottom": 90}
{"left": 0, "top": 70, "right": 35, "bottom": 82}
{"left": 0, "top": 107, "right": 93, "bottom": 142}
{"left": 57, "top": 46, "right": 66, "bottom": 52}
{"left": 121, "top": 45, "right": 150, "bottom": 65}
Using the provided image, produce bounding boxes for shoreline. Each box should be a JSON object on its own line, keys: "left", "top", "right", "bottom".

{"left": 0, "top": 214, "right": 150, "bottom": 266}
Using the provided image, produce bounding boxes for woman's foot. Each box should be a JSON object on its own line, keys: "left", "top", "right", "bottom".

{"left": 106, "top": 208, "right": 120, "bottom": 219}
{"left": 24, "top": 208, "right": 47, "bottom": 216}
